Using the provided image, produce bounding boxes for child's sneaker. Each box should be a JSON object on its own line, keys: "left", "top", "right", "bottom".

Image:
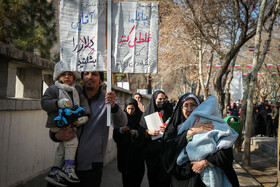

{"left": 59, "top": 165, "right": 80, "bottom": 183}
{"left": 45, "top": 167, "right": 68, "bottom": 187}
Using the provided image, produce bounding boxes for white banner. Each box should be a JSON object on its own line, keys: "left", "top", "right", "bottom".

{"left": 112, "top": 2, "right": 159, "bottom": 73}
{"left": 60, "top": 0, "right": 106, "bottom": 71}
{"left": 230, "top": 71, "right": 243, "bottom": 101}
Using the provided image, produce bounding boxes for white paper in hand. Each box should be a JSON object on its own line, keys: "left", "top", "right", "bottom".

{"left": 144, "top": 112, "right": 164, "bottom": 140}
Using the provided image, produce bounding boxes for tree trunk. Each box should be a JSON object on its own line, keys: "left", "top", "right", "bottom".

{"left": 126, "top": 73, "right": 131, "bottom": 90}
{"left": 111, "top": 73, "right": 115, "bottom": 86}
{"left": 214, "top": 84, "right": 224, "bottom": 113}
{"left": 198, "top": 42, "right": 206, "bottom": 99}
{"left": 196, "top": 80, "right": 201, "bottom": 96}
{"left": 147, "top": 74, "right": 152, "bottom": 94}
{"left": 242, "top": 0, "right": 279, "bottom": 166}
{"left": 223, "top": 59, "right": 236, "bottom": 117}
{"left": 242, "top": 0, "right": 267, "bottom": 164}
{"left": 242, "top": 74, "right": 255, "bottom": 166}
{"left": 244, "top": 0, "right": 279, "bottom": 166}
{"left": 275, "top": 0, "right": 280, "bottom": 179}
{"left": 234, "top": 77, "right": 249, "bottom": 153}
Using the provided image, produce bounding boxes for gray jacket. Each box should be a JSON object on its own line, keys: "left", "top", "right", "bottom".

{"left": 75, "top": 88, "right": 127, "bottom": 171}
{"left": 41, "top": 84, "right": 90, "bottom": 128}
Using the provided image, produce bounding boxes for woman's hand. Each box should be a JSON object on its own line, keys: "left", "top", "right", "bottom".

{"left": 188, "top": 116, "right": 214, "bottom": 136}
{"left": 191, "top": 159, "right": 209, "bottom": 174}
{"left": 55, "top": 126, "right": 76, "bottom": 141}
{"left": 159, "top": 125, "right": 166, "bottom": 132}
{"left": 148, "top": 129, "right": 160, "bottom": 136}
{"left": 122, "top": 126, "right": 130, "bottom": 132}
{"left": 130, "top": 129, "right": 136, "bottom": 135}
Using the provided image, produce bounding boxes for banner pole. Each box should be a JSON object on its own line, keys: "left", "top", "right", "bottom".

{"left": 107, "top": 0, "right": 112, "bottom": 126}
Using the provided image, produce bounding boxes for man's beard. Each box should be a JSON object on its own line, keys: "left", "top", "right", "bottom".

{"left": 85, "top": 85, "right": 95, "bottom": 91}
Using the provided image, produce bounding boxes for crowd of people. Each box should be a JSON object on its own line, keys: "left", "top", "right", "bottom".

{"left": 226, "top": 99, "right": 279, "bottom": 138}
{"left": 41, "top": 64, "right": 280, "bottom": 187}
{"left": 253, "top": 101, "right": 279, "bottom": 137}
{"left": 226, "top": 101, "right": 241, "bottom": 118}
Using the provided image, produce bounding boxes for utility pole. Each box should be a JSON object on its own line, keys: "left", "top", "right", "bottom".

{"left": 147, "top": 74, "right": 152, "bottom": 94}
{"left": 278, "top": 107, "right": 280, "bottom": 185}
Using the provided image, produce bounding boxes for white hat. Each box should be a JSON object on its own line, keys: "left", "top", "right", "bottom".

{"left": 53, "top": 61, "right": 80, "bottom": 81}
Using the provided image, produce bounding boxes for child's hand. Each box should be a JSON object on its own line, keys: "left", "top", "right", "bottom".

{"left": 57, "top": 98, "right": 70, "bottom": 108}
{"left": 73, "top": 116, "right": 89, "bottom": 127}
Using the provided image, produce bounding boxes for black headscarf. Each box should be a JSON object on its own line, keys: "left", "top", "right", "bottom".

{"left": 161, "top": 93, "right": 201, "bottom": 173}
{"left": 124, "top": 98, "right": 143, "bottom": 129}
{"left": 140, "top": 90, "right": 173, "bottom": 129}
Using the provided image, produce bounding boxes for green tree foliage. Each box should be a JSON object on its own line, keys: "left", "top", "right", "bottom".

{"left": 0, "top": 0, "right": 57, "bottom": 60}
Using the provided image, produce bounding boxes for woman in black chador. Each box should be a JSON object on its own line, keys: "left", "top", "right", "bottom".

{"left": 113, "top": 98, "right": 145, "bottom": 187}
{"left": 140, "top": 90, "right": 173, "bottom": 187}
{"left": 253, "top": 103, "right": 261, "bottom": 136}
{"left": 161, "top": 93, "right": 239, "bottom": 187}
{"left": 260, "top": 104, "right": 273, "bottom": 137}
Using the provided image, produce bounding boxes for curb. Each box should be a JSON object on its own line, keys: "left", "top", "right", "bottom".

{"left": 233, "top": 162, "right": 263, "bottom": 187}
{"left": 251, "top": 137, "right": 277, "bottom": 157}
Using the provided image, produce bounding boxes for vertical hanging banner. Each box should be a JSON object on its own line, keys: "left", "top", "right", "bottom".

{"left": 230, "top": 71, "right": 243, "bottom": 101}
{"left": 60, "top": 0, "right": 106, "bottom": 71}
{"left": 112, "top": 2, "right": 159, "bottom": 73}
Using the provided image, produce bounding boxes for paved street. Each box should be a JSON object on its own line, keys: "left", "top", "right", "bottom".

{"left": 16, "top": 136, "right": 277, "bottom": 187}
{"left": 101, "top": 159, "right": 263, "bottom": 187}
{"left": 16, "top": 159, "right": 262, "bottom": 187}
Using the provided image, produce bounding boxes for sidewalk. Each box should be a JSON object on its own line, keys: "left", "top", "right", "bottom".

{"left": 251, "top": 136, "right": 277, "bottom": 157}
{"left": 234, "top": 136, "right": 278, "bottom": 187}
{"left": 101, "top": 159, "right": 262, "bottom": 187}
{"left": 15, "top": 159, "right": 262, "bottom": 187}
{"left": 103, "top": 136, "right": 277, "bottom": 187}
{"left": 16, "top": 156, "right": 265, "bottom": 187}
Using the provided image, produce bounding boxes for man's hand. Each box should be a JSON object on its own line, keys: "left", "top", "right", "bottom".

{"left": 55, "top": 126, "right": 76, "bottom": 141}
{"left": 105, "top": 91, "right": 117, "bottom": 108}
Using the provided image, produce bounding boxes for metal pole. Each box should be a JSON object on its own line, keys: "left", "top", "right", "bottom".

{"left": 106, "top": 0, "right": 112, "bottom": 126}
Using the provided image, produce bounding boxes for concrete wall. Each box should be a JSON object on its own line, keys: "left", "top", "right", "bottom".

{"left": 0, "top": 108, "right": 118, "bottom": 187}
{"left": 0, "top": 110, "right": 55, "bottom": 187}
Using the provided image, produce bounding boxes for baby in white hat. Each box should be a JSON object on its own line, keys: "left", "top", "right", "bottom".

{"left": 41, "top": 61, "right": 90, "bottom": 186}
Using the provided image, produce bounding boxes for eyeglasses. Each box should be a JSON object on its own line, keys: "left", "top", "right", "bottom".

{"left": 182, "top": 103, "right": 198, "bottom": 109}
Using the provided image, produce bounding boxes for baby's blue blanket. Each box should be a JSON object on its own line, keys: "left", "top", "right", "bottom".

{"left": 177, "top": 96, "right": 238, "bottom": 187}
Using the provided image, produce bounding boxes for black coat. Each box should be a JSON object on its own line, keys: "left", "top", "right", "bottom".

{"left": 161, "top": 93, "right": 239, "bottom": 187}
{"left": 253, "top": 105, "right": 260, "bottom": 135}
{"left": 139, "top": 90, "right": 173, "bottom": 187}
{"left": 260, "top": 105, "right": 273, "bottom": 136}
{"left": 139, "top": 90, "right": 173, "bottom": 150}
{"left": 113, "top": 98, "right": 145, "bottom": 174}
